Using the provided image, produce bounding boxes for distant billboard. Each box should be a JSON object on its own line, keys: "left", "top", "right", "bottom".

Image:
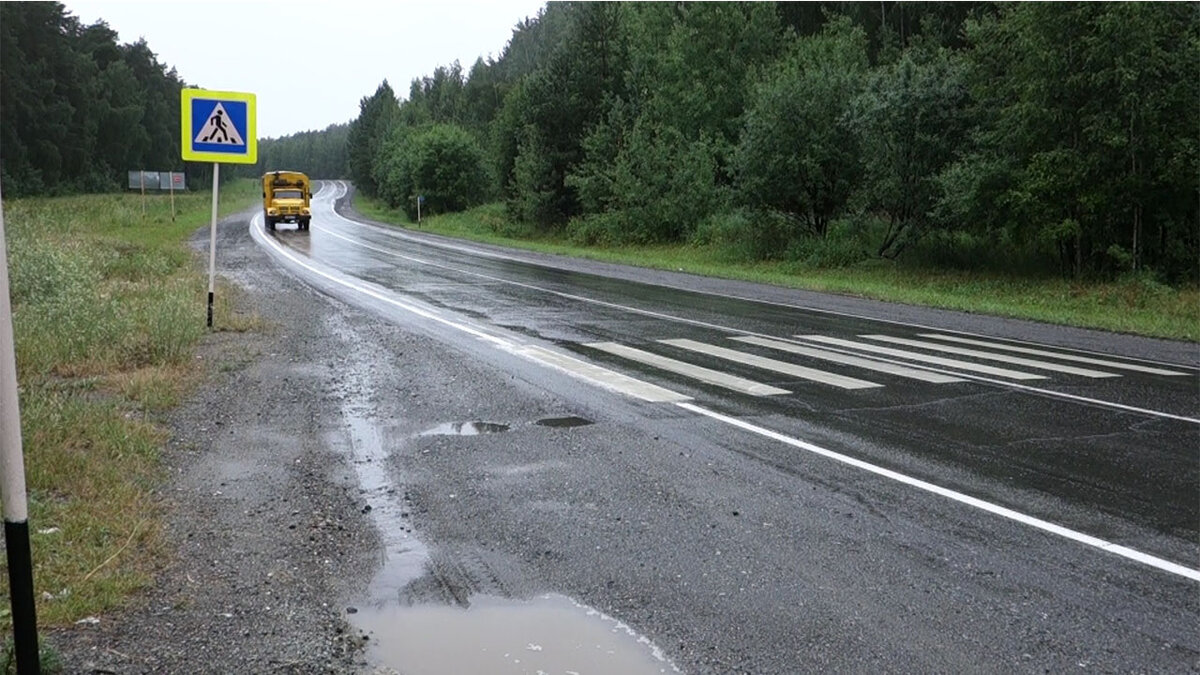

{"left": 128, "top": 171, "right": 186, "bottom": 191}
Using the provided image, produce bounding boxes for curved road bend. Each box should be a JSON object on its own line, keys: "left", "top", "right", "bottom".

{"left": 249, "top": 180, "right": 1198, "bottom": 673}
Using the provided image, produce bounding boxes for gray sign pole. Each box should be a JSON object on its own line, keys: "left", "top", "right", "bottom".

{"left": 207, "top": 163, "right": 219, "bottom": 328}
{"left": 0, "top": 185, "right": 42, "bottom": 673}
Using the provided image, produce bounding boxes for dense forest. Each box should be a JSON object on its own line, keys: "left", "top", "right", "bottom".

{"left": 250, "top": 123, "right": 350, "bottom": 180}
{"left": 340, "top": 2, "right": 1198, "bottom": 283}
{"left": 0, "top": 2, "right": 194, "bottom": 195}
{"left": 2, "top": 2, "right": 1196, "bottom": 284}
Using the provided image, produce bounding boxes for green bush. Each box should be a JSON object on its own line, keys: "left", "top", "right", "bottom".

{"left": 786, "top": 219, "right": 871, "bottom": 268}
{"left": 690, "top": 210, "right": 793, "bottom": 263}
{"left": 372, "top": 123, "right": 489, "bottom": 220}
{"left": 566, "top": 117, "right": 725, "bottom": 245}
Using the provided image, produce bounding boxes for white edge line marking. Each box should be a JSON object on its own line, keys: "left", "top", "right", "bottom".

{"left": 676, "top": 401, "right": 1200, "bottom": 582}
{"left": 327, "top": 180, "right": 1197, "bottom": 372}
{"left": 587, "top": 342, "right": 790, "bottom": 396}
{"left": 251, "top": 212, "right": 689, "bottom": 405}
{"left": 863, "top": 334, "right": 1119, "bottom": 378}
{"left": 920, "top": 333, "right": 1190, "bottom": 376}
{"left": 733, "top": 335, "right": 966, "bottom": 384}
{"left": 300, "top": 186, "right": 1198, "bottom": 423}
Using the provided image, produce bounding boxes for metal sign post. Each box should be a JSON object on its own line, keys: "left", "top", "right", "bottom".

{"left": 180, "top": 88, "right": 257, "bottom": 330}
{"left": 207, "top": 163, "right": 219, "bottom": 327}
{"left": 0, "top": 185, "right": 41, "bottom": 674}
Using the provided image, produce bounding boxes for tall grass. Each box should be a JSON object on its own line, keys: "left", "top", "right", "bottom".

{"left": 0, "top": 181, "right": 259, "bottom": 633}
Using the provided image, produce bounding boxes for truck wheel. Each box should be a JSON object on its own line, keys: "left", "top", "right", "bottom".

{"left": 267, "top": 217, "right": 275, "bottom": 232}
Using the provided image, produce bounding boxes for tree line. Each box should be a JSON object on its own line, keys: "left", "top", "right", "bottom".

{"left": 0, "top": 2, "right": 349, "bottom": 197}
{"left": 0, "top": 2, "right": 193, "bottom": 196}
{"left": 345, "top": 2, "right": 1197, "bottom": 283}
{"left": 241, "top": 123, "right": 350, "bottom": 181}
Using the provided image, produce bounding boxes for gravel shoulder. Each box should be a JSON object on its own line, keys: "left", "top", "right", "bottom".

{"left": 48, "top": 207, "right": 383, "bottom": 674}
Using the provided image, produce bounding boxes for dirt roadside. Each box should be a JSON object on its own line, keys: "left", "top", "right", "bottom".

{"left": 47, "top": 207, "right": 385, "bottom": 674}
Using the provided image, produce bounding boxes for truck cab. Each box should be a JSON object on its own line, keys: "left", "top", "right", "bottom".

{"left": 262, "top": 171, "right": 312, "bottom": 231}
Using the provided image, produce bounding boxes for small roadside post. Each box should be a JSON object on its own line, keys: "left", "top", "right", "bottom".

{"left": 0, "top": 183, "right": 41, "bottom": 674}
{"left": 140, "top": 169, "right": 147, "bottom": 219}
{"left": 169, "top": 170, "right": 177, "bottom": 222}
{"left": 417, "top": 194, "right": 425, "bottom": 226}
{"left": 180, "top": 88, "right": 257, "bottom": 328}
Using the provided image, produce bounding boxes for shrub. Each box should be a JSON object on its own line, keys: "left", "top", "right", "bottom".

{"left": 373, "top": 123, "right": 489, "bottom": 220}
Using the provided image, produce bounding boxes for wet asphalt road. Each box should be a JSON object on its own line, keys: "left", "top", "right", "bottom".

{"left": 254, "top": 182, "right": 1198, "bottom": 673}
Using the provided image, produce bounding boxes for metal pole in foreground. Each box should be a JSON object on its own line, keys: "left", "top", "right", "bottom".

{"left": 206, "top": 163, "right": 219, "bottom": 329}
{"left": 0, "top": 186, "right": 42, "bottom": 673}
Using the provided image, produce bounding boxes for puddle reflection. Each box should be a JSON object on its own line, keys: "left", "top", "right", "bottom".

{"left": 420, "top": 421, "right": 511, "bottom": 436}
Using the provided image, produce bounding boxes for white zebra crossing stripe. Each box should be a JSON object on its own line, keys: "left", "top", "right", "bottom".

{"left": 732, "top": 336, "right": 966, "bottom": 384}
{"left": 660, "top": 339, "right": 882, "bottom": 390}
{"left": 918, "top": 334, "right": 1189, "bottom": 376}
{"left": 586, "top": 342, "right": 790, "bottom": 396}
{"left": 518, "top": 345, "right": 692, "bottom": 403}
{"left": 862, "top": 335, "right": 1119, "bottom": 378}
{"left": 797, "top": 336, "right": 1046, "bottom": 380}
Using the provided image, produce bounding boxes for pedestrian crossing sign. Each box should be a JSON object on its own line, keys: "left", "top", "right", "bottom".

{"left": 181, "top": 89, "right": 257, "bottom": 163}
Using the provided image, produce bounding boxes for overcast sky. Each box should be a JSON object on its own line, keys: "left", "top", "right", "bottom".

{"left": 64, "top": 0, "right": 547, "bottom": 139}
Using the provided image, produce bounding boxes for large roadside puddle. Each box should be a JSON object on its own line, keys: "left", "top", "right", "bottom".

{"left": 353, "top": 593, "right": 677, "bottom": 674}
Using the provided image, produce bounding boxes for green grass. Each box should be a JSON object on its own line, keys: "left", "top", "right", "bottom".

{"left": 0, "top": 180, "right": 260, "bottom": 633}
{"left": 356, "top": 197, "right": 1199, "bottom": 342}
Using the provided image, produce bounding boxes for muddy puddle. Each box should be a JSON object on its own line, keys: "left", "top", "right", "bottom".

{"left": 352, "top": 593, "right": 679, "bottom": 675}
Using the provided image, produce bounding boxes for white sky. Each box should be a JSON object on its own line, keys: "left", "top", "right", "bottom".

{"left": 64, "top": 0, "right": 547, "bottom": 139}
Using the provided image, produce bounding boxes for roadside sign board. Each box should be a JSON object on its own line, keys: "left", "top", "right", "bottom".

{"left": 180, "top": 89, "right": 256, "bottom": 164}
{"left": 129, "top": 171, "right": 160, "bottom": 190}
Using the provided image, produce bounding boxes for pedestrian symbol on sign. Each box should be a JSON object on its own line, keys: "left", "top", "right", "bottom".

{"left": 193, "top": 102, "right": 244, "bottom": 146}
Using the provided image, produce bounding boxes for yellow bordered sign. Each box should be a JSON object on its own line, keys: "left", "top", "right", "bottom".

{"left": 180, "top": 89, "right": 257, "bottom": 164}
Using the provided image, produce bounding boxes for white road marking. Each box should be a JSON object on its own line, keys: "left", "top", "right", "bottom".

{"left": 266, "top": 191, "right": 1200, "bottom": 580}
{"left": 863, "top": 335, "right": 1119, "bottom": 378}
{"left": 676, "top": 401, "right": 1200, "bottom": 583}
{"left": 798, "top": 336, "right": 1046, "bottom": 381}
{"left": 732, "top": 336, "right": 966, "bottom": 384}
{"left": 326, "top": 183, "right": 1196, "bottom": 373}
{"left": 919, "top": 333, "right": 1190, "bottom": 376}
{"left": 290, "top": 185, "right": 1197, "bottom": 423}
{"left": 517, "top": 345, "right": 691, "bottom": 403}
{"left": 660, "top": 339, "right": 881, "bottom": 390}
{"left": 251, "top": 212, "right": 690, "bottom": 405}
{"left": 586, "top": 342, "right": 790, "bottom": 396}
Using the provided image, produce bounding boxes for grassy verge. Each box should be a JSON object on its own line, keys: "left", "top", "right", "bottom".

{"left": 356, "top": 198, "right": 1199, "bottom": 342}
{"left": 0, "top": 180, "right": 261, "bottom": 637}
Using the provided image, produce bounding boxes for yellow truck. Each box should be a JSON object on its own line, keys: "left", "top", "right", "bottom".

{"left": 261, "top": 171, "right": 312, "bottom": 231}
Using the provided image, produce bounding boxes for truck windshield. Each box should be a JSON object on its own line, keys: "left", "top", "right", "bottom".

{"left": 273, "top": 189, "right": 303, "bottom": 199}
